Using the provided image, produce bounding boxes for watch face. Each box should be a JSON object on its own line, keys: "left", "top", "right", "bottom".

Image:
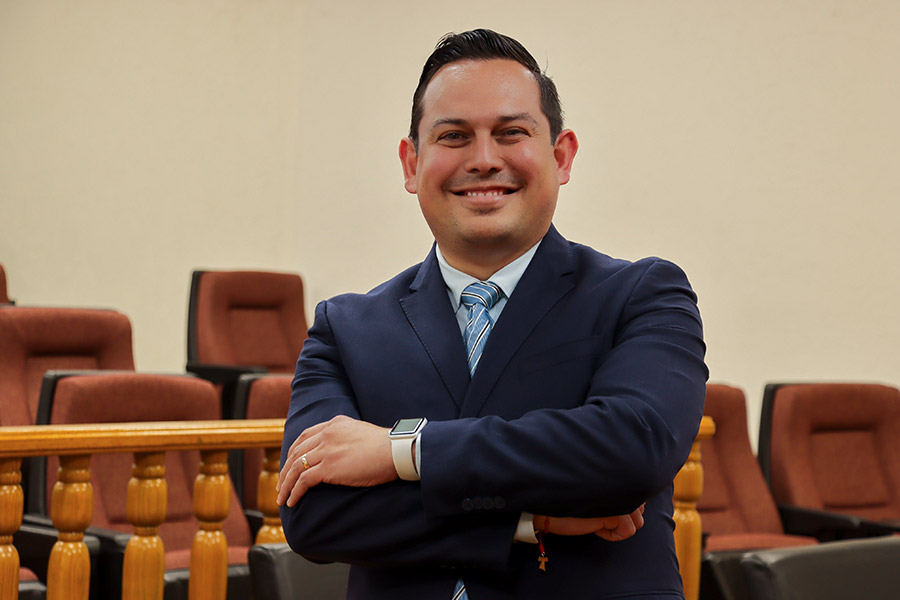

{"left": 392, "top": 418, "right": 423, "bottom": 436}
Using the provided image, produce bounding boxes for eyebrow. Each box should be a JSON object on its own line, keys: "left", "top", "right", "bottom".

{"left": 428, "top": 112, "right": 539, "bottom": 132}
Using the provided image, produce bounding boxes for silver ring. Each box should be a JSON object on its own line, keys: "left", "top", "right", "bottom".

{"left": 301, "top": 453, "right": 310, "bottom": 470}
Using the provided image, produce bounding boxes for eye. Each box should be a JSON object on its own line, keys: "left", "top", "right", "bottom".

{"left": 436, "top": 131, "right": 468, "bottom": 146}
{"left": 498, "top": 128, "right": 528, "bottom": 141}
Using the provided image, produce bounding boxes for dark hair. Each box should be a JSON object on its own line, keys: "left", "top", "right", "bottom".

{"left": 408, "top": 29, "right": 563, "bottom": 147}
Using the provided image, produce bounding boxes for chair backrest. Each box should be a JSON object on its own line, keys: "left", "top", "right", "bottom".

{"left": 187, "top": 270, "right": 308, "bottom": 373}
{"left": 0, "top": 307, "right": 135, "bottom": 426}
{"left": 740, "top": 536, "right": 900, "bottom": 600}
{"left": 232, "top": 374, "right": 292, "bottom": 510}
{"left": 0, "top": 263, "right": 10, "bottom": 304}
{"left": 698, "top": 384, "right": 785, "bottom": 537}
{"left": 249, "top": 543, "right": 349, "bottom": 600}
{"left": 30, "top": 372, "right": 252, "bottom": 553}
{"left": 759, "top": 382, "right": 900, "bottom": 521}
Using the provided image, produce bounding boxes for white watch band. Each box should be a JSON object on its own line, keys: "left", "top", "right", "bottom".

{"left": 391, "top": 434, "right": 420, "bottom": 481}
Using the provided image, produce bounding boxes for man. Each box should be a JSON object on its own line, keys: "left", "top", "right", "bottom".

{"left": 278, "top": 29, "right": 707, "bottom": 599}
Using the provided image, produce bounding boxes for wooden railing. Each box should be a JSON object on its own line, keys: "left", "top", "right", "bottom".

{"left": 674, "top": 415, "right": 716, "bottom": 600}
{"left": 0, "top": 419, "right": 285, "bottom": 600}
{"left": 2, "top": 416, "right": 714, "bottom": 600}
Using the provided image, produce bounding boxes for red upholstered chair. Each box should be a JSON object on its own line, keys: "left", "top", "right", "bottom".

{"left": 0, "top": 262, "right": 11, "bottom": 304}
{"left": 230, "top": 374, "right": 291, "bottom": 530}
{"left": 698, "top": 384, "right": 817, "bottom": 600}
{"left": 0, "top": 306, "right": 135, "bottom": 427}
{"left": 758, "top": 382, "right": 900, "bottom": 531}
{"left": 27, "top": 372, "right": 253, "bottom": 600}
{"left": 186, "top": 270, "right": 308, "bottom": 417}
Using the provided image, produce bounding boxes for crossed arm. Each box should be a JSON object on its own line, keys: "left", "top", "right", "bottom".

{"left": 276, "top": 414, "right": 646, "bottom": 541}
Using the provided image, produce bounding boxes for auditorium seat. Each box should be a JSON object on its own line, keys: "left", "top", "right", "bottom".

{"left": 249, "top": 543, "right": 349, "bottom": 600}
{"left": 740, "top": 536, "right": 900, "bottom": 600}
{"left": 698, "top": 384, "right": 817, "bottom": 600}
{"left": 230, "top": 374, "right": 292, "bottom": 528}
{"left": 0, "top": 306, "right": 135, "bottom": 427}
{"left": 186, "top": 269, "right": 308, "bottom": 417}
{"left": 0, "top": 305, "right": 135, "bottom": 553}
{"left": 27, "top": 372, "right": 254, "bottom": 600}
{"left": 757, "top": 382, "right": 900, "bottom": 537}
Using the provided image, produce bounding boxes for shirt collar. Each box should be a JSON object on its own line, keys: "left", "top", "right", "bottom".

{"left": 435, "top": 241, "right": 542, "bottom": 311}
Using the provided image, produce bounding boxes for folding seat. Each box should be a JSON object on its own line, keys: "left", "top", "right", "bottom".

{"left": 27, "top": 371, "right": 254, "bottom": 600}
{"left": 230, "top": 374, "right": 292, "bottom": 533}
{"left": 0, "top": 306, "right": 135, "bottom": 427}
{"left": 186, "top": 270, "right": 308, "bottom": 417}
{"left": 758, "top": 382, "right": 900, "bottom": 533}
{"left": 698, "top": 384, "right": 817, "bottom": 600}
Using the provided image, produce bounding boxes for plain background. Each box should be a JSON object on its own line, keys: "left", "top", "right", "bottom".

{"left": 2, "top": 1, "right": 897, "bottom": 445}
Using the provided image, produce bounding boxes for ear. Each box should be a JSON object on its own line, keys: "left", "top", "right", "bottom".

{"left": 553, "top": 129, "right": 578, "bottom": 185}
{"left": 399, "top": 137, "right": 419, "bottom": 194}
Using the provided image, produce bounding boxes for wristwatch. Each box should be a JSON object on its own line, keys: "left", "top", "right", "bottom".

{"left": 389, "top": 417, "right": 428, "bottom": 481}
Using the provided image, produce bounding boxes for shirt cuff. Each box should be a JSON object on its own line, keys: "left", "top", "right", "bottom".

{"left": 514, "top": 512, "right": 538, "bottom": 544}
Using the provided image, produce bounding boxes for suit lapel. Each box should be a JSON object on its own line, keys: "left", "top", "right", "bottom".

{"left": 460, "top": 226, "right": 576, "bottom": 417}
{"left": 399, "top": 247, "right": 470, "bottom": 409}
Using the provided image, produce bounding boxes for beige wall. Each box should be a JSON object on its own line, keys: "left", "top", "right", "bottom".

{"left": 2, "top": 1, "right": 898, "bottom": 444}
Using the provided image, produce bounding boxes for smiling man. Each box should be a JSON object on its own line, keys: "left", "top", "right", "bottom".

{"left": 278, "top": 29, "right": 708, "bottom": 600}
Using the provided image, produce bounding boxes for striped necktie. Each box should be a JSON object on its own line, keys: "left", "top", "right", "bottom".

{"left": 460, "top": 281, "right": 502, "bottom": 375}
{"left": 454, "top": 281, "right": 501, "bottom": 600}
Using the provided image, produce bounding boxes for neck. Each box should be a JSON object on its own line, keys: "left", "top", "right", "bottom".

{"left": 439, "top": 240, "right": 537, "bottom": 281}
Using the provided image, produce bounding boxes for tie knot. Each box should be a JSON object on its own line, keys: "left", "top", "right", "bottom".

{"left": 461, "top": 281, "right": 502, "bottom": 310}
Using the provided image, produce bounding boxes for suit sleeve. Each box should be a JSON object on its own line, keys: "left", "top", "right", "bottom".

{"left": 419, "top": 258, "right": 708, "bottom": 518}
{"left": 280, "top": 300, "right": 520, "bottom": 569}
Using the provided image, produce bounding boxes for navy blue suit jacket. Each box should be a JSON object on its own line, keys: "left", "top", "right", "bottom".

{"left": 281, "top": 226, "right": 708, "bottom": 599}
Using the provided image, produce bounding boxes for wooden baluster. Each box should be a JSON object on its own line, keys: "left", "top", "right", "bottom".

{"left": 189, "top": 450, "right": 230, "bottom": 600}
{"left": 123, "top": 452, "right": 167, "bottom": 600}
{"left": 255, "top": 446, "right": 286, "bottom": 544}
{"left": 0, "top": 458, "right": 24, "bottom": 600}
{"left": 673, "top": 417, "right": 715, "bottom": 600}
{"left": 48, "top": 455, "right": 93, "bottom": 600}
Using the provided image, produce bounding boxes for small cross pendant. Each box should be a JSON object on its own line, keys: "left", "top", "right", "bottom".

{"left": 538, "top": 554, "right": 549, "bottom": 572}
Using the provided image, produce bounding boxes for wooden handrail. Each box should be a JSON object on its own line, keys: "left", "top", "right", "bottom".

{"left": 0, "top": 419, "right": 284, "bottom": 456}
{"left": 674, "top": 415, "right": 716, "bottom": 600}
{"left": 0, "top": 419, "right": 285, "bottom": 600}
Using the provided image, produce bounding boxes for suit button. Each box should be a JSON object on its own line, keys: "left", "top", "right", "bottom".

{"left": 482, "top": 497, "right": 495, "bottom": 510}
{"left": 461, "top": 498, "right": 474, "bottom": 511}
{"left": 494, "top": 496, "right": 506, "bottom": 509}
{"left": 473, "top": 497, "right": 484, "bottom": 510}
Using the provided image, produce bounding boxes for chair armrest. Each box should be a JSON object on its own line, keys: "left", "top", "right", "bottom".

{"left": 249, "top": 543, "right": 350, "bottom": 600}
{"left": 777, "top": 504, "right": 900, "bottom": 541}
{"left": 186, "top": 363, "right": 267, "bottom": 386}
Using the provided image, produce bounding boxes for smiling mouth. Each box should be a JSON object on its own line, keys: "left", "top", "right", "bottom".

{"left": 453, "top": 189, "right": 517, "bottom": 197}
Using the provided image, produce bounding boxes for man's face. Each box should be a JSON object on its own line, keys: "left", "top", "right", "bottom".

{"left": 400, "top": 59, "right": 577, "bottom": 270}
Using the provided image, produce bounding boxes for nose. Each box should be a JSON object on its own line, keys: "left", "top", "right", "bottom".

{"left": 465, "top": 135, "right": 503, "bottom": 174}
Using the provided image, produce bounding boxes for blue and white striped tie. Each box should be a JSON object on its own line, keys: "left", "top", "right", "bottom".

{"left": 460, "top": 281, "right": 502, "bottom": 376}
{"left": 454, "top": 281, "right": 502, "bottom": 599}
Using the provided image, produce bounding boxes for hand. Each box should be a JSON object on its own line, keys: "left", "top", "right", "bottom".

{"left": 534, "top": 504, "right": 645, "bottom": 541}
{"left": 276, "top": 415, "right": 396, "bottom": 507}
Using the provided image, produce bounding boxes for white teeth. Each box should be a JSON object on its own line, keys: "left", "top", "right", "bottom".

{"left": 464, "top": 190, "right": 506, "bottom": 197}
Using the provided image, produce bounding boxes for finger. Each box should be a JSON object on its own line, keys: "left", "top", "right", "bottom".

{"left": 631, "top": 507, "right": 645, "bottom": 531}
{"left": 614, "top": 514, "right": 637, "bottom": 539}
{"left": 285, "top": 465, "right": 324, "bottom": 507}
{"left": 277, "top": 460, "right": 301, "bottom": 505}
